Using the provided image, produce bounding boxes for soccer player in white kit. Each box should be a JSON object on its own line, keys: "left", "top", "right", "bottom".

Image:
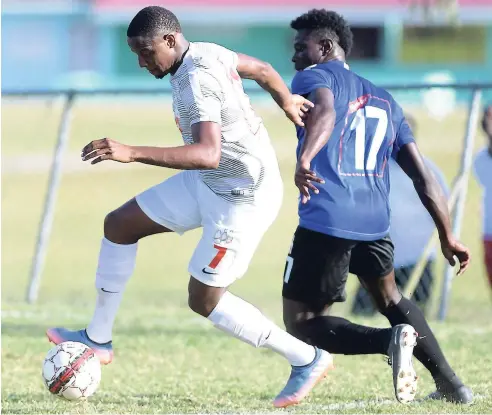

{"left": 47, "top": 6, "right": 333, "bottom": 407}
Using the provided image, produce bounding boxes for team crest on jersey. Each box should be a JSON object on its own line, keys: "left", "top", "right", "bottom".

{"left": 349, "top": 95, "right": 369, "bottom": 114}
{"left": 214, "top": 229, "right": 234, "bottom": 245}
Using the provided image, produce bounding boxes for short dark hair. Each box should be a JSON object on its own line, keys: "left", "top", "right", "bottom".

{"left": 127, "top": 6, "right": 181, "bottom": 38}
{"left": 291, "top": 9, "right": 353, "bottom": 57}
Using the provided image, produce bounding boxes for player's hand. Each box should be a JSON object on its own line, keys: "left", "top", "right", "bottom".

{"left": 295, "top": 160, "right": 324, "bottom": 204}
{"left": 81, "top": 138, "right": 134, "bottom": 164}
{"left": 283, "top": 94, "right": 314, "bottom": 127}
{"left": 440, "top": 236, "right": 471, "bottom": 276}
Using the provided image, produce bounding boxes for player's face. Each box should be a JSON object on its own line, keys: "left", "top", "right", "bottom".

{"left": 127, "top": 34, "right": 177, "bottom": 79}
{"left": 292, "top": 30, "right": 323, "bottom": 71}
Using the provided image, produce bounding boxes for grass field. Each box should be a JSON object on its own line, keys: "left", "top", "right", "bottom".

{"left": 2, "top": 97, "right": 492, "bottom": 414}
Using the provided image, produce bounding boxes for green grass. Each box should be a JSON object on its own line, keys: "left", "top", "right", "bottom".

{"left": 2, "top": 99, "right": 492, "bottom": 414}
{"left": 400, "top": 25, "right": 487, "bottom": 64}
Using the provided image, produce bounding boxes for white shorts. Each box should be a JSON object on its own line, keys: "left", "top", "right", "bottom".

{"left": 135, "top": 170, "right": 283, "bottom": 287}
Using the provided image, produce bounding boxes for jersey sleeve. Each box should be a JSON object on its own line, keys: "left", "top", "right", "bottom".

{"left": 179, "top": 70, "right": 223, "bottom": 125}
{"left": 391, "top": 117, "right": 416, "bottom": 159}
{"left": 218, "top": 46, "right": 239, "bottom": 70}
{"left": 291, "top": 67, "right": 333, "bottom": 96}
{"left": 473, "top": 150, "right": 489, "bottom": 186}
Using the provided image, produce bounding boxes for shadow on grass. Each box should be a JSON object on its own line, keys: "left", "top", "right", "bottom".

{"left": 2, "top": 391, "right": 268, "bottom": 414}
{"left": 1, "top": 322, "right": 214, "bottom": 339}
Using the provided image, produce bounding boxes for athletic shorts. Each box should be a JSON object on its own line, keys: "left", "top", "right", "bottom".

{"left": 136, "top": 169, "right": 282, "bottom": 288}
{"left": 282, "top": 226, "right": 394, "bottom": 311}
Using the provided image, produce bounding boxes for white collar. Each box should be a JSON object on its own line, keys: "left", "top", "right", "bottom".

{"left": 305, "top": 60, "right": 349, "bottom": 70}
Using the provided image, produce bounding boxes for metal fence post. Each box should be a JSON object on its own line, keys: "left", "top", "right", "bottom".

{"left": 26, "top": 92, "right": 75, "bottom": 304}
{"left": 438, "top": 88, "right": 482, "bottom": 320}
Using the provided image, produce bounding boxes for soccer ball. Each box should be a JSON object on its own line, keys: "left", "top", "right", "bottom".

{"left": 42, "top": 341, "right": 101, "bottom": 400}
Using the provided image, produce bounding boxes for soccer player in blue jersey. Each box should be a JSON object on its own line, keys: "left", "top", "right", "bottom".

{"left": 281, "top": 9, "right": 472, "bottom": 404}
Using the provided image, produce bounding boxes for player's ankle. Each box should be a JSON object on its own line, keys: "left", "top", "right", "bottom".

{"left": 383, "top": 329, "right": 394, "bottom": 355}
{"left": 434, "top": 373, "right": 463, "bottom": 390}
{"left": 85, "top": 328, "right": 112, "bottom": 345}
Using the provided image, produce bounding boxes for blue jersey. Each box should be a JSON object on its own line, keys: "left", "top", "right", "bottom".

{"left": 291, "top": 60, "right": 415, "bottom": 241}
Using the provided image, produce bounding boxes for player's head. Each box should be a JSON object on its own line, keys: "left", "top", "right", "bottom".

{"left": 290, "top": 9, "right": 353, "bottom": 71}
{"left": 127, "top": 6, "right": 184, "bottom": 79}
{"left": 482, "top": 104, "right": 492, "bottom": 141}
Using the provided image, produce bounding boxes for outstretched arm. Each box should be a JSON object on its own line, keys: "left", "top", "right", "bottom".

{"left": 295, "top": 87, "right": 336, "bottom": 204}
{"left": 396, "top": 143, "right": 451, "bottom": 240}
{"left": 81, "top": 121, "right": 221, "bottom": 170}
{"left": 236, "top": 53, "right": 312, "bottom": 126}
{"left": 82, "top": 70, "right": 226, "bottom": 171}
{"left": 396, "top": 142, "right": 470, "bottom": 275}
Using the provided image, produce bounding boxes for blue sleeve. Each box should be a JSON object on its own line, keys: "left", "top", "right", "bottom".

{"left": 291, "top": 68, "right": 333, "bottom": 96}
{"left": 392, "top": 117, "right": 415, "bottom": 159}
{"left": 473, "top": 150, "right": 489, "bottom": 186}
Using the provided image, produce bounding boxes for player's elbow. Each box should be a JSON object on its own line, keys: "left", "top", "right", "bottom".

{"left": 203, "top": 155, "right": 220, "bottom": 170}
{"left": 199, "top": 145, "right": 221, "bottom": 169}
{"left": 412, "top": 175, "right": 429, "bottom": 196}
{"left": 412, "top": 172, "right": 439, "bottom": 204}
{"left": 248, "top": 61, "right": 273, "bottom": 83}
{"left": 413, "top": 166, "right": 434, "bottom": 191}
{"left": 260, "top": 62, "right": 275, "bottom": 84}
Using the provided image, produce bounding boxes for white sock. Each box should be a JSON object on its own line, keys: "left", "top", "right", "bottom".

{"left": 208, "top": 291, "right": 315, "bottom": 366}
{"left": 86, "top": 238, "right": 137, "bottom": 343}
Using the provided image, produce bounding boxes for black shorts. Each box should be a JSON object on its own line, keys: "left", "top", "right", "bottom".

{"left": 282, "top": 226, "right": 394, "bottom": 311}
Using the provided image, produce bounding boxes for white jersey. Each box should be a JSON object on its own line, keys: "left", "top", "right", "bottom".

{"left": 170, "top": 42, "right": 280, "bottom": 204}
{"left": 473, "top": 147, "right": 492, "bottom": 237}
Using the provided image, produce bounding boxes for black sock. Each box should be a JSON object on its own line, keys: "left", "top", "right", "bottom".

{"left": 382, "top": 297, "right": 462, "bottom": 388}
{"left": 297, "top": 315, "right": 392, "bottom": 355}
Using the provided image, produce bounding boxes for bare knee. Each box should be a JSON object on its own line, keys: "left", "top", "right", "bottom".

{"left": 104, "top": 198, "right": 169, "bottom": 244}
{"left": 188, "top": 292, "right": 219, "bottom": 317}
{"left": 104, "top": 209, "right": 137, "bottom": 244}
{"left": 361, "top": 273, "right": 402, "bottom": 313}
{"left": 283, "top": 298, "right": 332, "bottom": 342}
{"left": 188, "top": 278, "right": 225, "bottom": 317}
{"left": 378, "top": 280, "right": 402, "bottom": 312}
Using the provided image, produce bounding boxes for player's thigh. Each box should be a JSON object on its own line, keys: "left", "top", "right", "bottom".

{"left": 350, "top": 236, "right": 401, "bottom": 307}
{"left": 350, "top": 235, "right": 395, "bottom": 280}
{"left": 282, "top": 227, "right": 355, "bottom": 313}
{"left": 135, "top": 170, "right": 202, "bottom": 235}
{"left": 188, "top": 185, "right": 282, "bottom": 288}
{"left": 104, "top": 198, "right": 172, "bottom": 243}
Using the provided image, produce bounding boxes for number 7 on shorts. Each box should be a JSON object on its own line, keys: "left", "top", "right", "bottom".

{"left": 209, "top": 244, "right": 228, "bottom": 269}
